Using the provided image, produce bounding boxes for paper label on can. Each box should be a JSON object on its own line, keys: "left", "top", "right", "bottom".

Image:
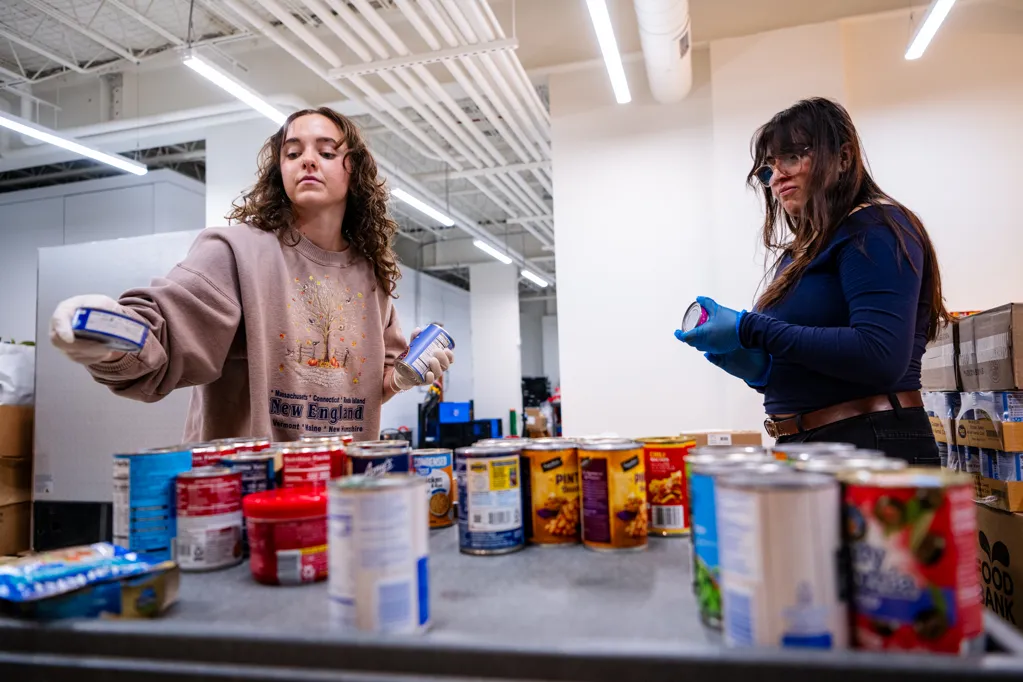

{"left": 248, "top": 517, "right": 327, "bottom": 585}
{"left": 845, "top": 481, "right": 983, "bottom": 653}
{"left": 283, "top": 451, "right": 331, "bottom": 488}
{"left": 522, "top": 450, "right": 580, "bottom": 544}
{"left": 348, "top": 452, "right": 410, "bottom": 477}
{"left": 414, "top": 453, "right": 454, "bottom": 528}
{"left": 467, "top": 456, "right": 521, "bottom": 532}
{"left": 689, "top": 471, "right": 722, "bottom": 624}
{"left": 580, "top": 451, "right": 647, "bottom": 548}
{"left": 644, "top": 443, "right": 691, "bottom": 533}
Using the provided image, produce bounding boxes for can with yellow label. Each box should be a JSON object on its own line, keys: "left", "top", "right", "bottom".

{"left": 521, "top": 438, "right": 580, "bottom": 546}
{"left": 455, "top": 444, "right": 524, "bottom": 555}
{"left": 578, "top": 439, "right": 647, "bottom": 552}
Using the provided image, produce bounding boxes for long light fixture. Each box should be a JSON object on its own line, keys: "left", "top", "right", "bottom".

{"left": 183, "top": 54, "right": 287, "bottom": 125}
{"left": 473, "top": 240, "right": 513, "bottom": 265}
{"left": 521, "top": 270, "right": 549, "bottom": 288}
{"left": 585, "top": 0, "right": 631, "bottom": 104}
{"left": 905, "top": 0, "right": 957, "bottom": 60}
{"left": 391, "top": 188, "right": 455, "bottom": 226}
{"left": 0, "top": 111, "right": 147, "bottom": 176}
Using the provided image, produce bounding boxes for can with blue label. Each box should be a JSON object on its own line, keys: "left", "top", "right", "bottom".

{"left": 412, "top": 449, "right": 454, "bottom": 529}
{"left": 455, "top": 444, "right": 524, "bottom": 555}
{"left": 395, "top": 323, "right": 454, "bottom": 386}
{"left": 112, "top": 446, "right": 193, "bottom": 563}
{"left": 347, "top": 441, "right": 411, "bottom": 477}
{"left": 686, "top": 447, "right": 773, "bottom": 629}
{"left": 716, "top": 470, "right": 847, "bottom": 650}
{"left": 328, "top": 474, "right": 430, "bottom": 633}
{"left": 72, "top": 307, "right": 149, "bottom": 352}
{"left": 221, "top": 451, "right": 277, "bottom": 556}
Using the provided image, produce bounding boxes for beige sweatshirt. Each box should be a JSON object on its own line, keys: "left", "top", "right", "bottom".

{"left": 87, "top": 225, "right": 408, "bottom": 443}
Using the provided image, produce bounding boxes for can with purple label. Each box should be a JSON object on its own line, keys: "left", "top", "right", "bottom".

{"left": 395, "top": 324, "right": 454, "bottom": 386}
{"left": 681, "top": 302, "right": 708, "bottom": 333}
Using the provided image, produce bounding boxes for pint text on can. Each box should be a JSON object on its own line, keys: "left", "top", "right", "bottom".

{"left": 328, "top": 475, "right": 430, "bottom": 634}
{"left": 113, "top": 447, "right": 192, "bottom": 563}
{"left": 455, "top": 445, "right": 524, "bottom": 555}
{"left": 175, "top": 467, "right": 244, "bottom": 571}
{"left": 717, "top": 471, "right": 848, "bottom": 650}
{"left": 520, "top": 439, "right": 580, "bottom": 545}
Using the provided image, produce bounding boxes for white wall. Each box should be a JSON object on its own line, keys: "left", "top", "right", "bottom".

{"left": 205, "top": 118, "right": 280, "bottom": 227}
{"left": 520, "top": 299, "right": 545, "bottom": 377}
{"left": 0, "top": 170, "right": 204, "bottom": 342}
{"left": 470, "top": 262, "right": 522, "bottom": 435}
{"left": 551, "top": 1, "right": 1023, "bottom": 437}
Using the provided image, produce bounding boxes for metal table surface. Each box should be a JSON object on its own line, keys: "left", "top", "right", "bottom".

{"left": 2, "top": 526, "right": 1023, "bottom": 681}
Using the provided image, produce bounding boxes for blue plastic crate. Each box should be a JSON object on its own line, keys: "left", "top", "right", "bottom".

{"left": 438, "top": 402, "right": 472, "bottom": 424}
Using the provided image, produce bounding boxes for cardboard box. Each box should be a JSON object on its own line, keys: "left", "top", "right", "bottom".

{"left": 976, "top": 503, "right": 1023, "bottom": 632}
{"left": 921, "top": 321, "right": 960, "bottom": 391}
{"left": 960, "top": 304, "right": 1023, "bottom": 391}
{"left": 524, "top": 408, "right": 550, "bottom": 438}
{"left": 0, "top": 502, "right": 30, "bottom": 556}
{"left": 0, "top": 405, "right": 32, "bottom": 458}
{"left": 0, "top": 456, "right": 31, "bottom": 507}
{"left": 682, "top": 430, "right": 763, "bottom": 447}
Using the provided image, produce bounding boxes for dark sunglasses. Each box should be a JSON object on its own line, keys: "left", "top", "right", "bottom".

{"left": 754, "top": 146, "right": 811, "bottom": 187}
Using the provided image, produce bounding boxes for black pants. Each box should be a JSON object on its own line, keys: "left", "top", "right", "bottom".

{"left": 775, "top": 406, "right": 939, "bottom": 466}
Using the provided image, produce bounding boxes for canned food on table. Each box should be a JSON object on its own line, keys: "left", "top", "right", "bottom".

{"left": 638, "top": 437, "right": 695, "bottom": 537}
{"left": 686, "top": 447, "right": 776, "bottom": 629}
{"left": 112, "top": 446, "right": 192, "bottom": 563}
{"left": 770, "top": 442, "right": 857, "bottom": 462}
{"left": 221, "top": 450, "right": 278, "bottom": 556}
{"left": 717, "top": 470, "right": 848, "bottom": 650}
{"left": 328, "top": 475, "right": 430, "bottom": 634}
{"left": 456, "top": 444, "right": 524, "bottom": 555}
{"left": 840, "top": 468, "right": 983, "bottom": 654}
{"left": 578, "top": 439, "right": 647, "bottom": 552}
{"left": 175, "top": 466, "right": 244, "bottom": 571}
{"left": 395, "top": 323, "right": 454, "bottom": 387}
{"left": 279, "top": 443, "right": 332, "bottom": 489}
{"left": 244, "top": 488, "right": 328, "bottom": 586}
{"left": 412, "top": 448, "right": 455, "bottom": 529}
{"left": 300, "top": 435, "right": 347, "bottom": 479}
{"left": 216, "top": 436, "right": 272, "bottom": 453}
{"left": 190, "top": 441, "right": 237, "bottom": 468}
{"left": 347, "top": 441, "right": 411, "bottom": 477}
{"left": 521, "top": 438, "right": 580, "bottom": 546}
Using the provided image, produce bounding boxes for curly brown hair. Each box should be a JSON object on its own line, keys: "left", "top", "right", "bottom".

{"left": 226, "top": 107, "right": 401, "bottom": 296}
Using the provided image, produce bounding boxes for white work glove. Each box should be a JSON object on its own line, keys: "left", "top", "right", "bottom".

{"left": 50, "top": 294, "right": 129, "bottom": 365}
{"left": 391, "top": 327, "right": 455, "bottom": 392}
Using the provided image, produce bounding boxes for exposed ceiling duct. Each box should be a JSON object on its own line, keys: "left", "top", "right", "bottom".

{"left": 634, "top": 0, "right": 693, "bottom": 103}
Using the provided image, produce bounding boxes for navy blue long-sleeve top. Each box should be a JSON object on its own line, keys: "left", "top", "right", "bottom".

{"left": 739, "top": 205, "right": 931, "bottom": 415}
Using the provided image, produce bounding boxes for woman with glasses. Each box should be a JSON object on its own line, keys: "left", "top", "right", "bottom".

{"left": 676, "top": 98, "right": 944, "bottom": 464}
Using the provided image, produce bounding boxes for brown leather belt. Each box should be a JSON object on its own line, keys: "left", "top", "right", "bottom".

{"left": 764, "top": 390, "right": 924, "bottom": 439}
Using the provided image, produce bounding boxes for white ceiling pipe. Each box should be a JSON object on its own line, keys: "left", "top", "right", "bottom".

{"left": 222, "top": 0, "right": 447, "bottom": 163}
{"left": 304, "top": 0, "right": 489, "bottom": 171}
{"left": 467, "top": 177, "right": 553, "bottom": 248}
{"left": 248, "top": 0, "right": 459, "bottom": 167}
{"left": 477, "top": 0, "right": 551, "bottom": 128}
{"left": 634, "top": 0, "right": 693, "bottom": 104}
{"left": 337, "top": 0, "right": 508, "bottom": 171}
{"left": 455, "top": 0, "right": 551, "bottom": 156}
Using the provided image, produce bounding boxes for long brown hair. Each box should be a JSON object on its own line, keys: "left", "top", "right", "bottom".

{"left": 748, "top": 98, "right": 946, "bottom": 340}
{"left": 227, "top": 107, "right": 401, "bottom": 296}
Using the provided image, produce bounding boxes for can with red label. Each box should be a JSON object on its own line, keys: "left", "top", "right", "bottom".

{"left": 190, "top": 441, "right": 237, "bottom": 468}
{"left": 300, "top": 435, "right": 347, "bottom": 479}
{"left": 840, "top": 468, "right": 984, "bottom": 654}
{"left": 639, "top": 437, "right": 695, "bottom": 537}
{"left": 217, "top": 436, "right": 272, "bottom": 453}
{"left": 244, "top": 488, "right": 328, "bottom": 586}
{"left": 279, "top": 444, "right": 332, "bottom": 489}
{"left": 175, "top": 466, "right": 244, "bottom": 571}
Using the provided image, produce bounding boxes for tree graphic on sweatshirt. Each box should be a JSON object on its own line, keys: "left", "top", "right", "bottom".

{"left": 290, "top": 275, "right": 352, "bottom": 370}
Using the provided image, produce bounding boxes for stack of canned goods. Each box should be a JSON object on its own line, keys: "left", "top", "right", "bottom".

{"left": 685, "top": 442, "right": 984, "bottom": 654}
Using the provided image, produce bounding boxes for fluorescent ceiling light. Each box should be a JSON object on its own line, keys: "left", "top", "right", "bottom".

{"left": 391, "top": 188, "right": 455, "bottom": 227}
{"left": 184, "top": 54, "right": 287, "bottom": 125}
{"left": 905, "top": 0, "right": 957, "bottom": 60}
{"left": 585, "top": 0, "right": 631, "bottom": 104}
{"left": 521, "top": 270, "right": 549, "bottom": 288}
{"left": 0, "top": 112, "right": 147, "bottom": 176}
{"left": 473, "top": 240, "right": 513, "bottom": 265}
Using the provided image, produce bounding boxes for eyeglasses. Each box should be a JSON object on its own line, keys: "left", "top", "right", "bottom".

{"left": 754, "top": 147, "right": 811, "bottom": 187}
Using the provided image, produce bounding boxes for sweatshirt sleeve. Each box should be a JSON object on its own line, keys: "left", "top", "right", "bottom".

{"left": 739, "top": 218, "right": 924, "bottom": 386}
{"left": 87, "top": 230, "right": 243, "bottom": 402}
{"left": 381, "top": 299, "right": 408, "bottom": 402}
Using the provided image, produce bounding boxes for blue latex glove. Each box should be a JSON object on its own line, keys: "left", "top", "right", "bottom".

{"left": 705, "top": 349, "right": 772, "bottom": 387}
{"left": 674, "top": 296, "right": 746, "bottom": 354}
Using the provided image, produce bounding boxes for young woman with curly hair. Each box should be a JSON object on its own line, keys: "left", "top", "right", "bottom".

{"left": 49, "top": 107, "right": 453, "bottom": 443}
